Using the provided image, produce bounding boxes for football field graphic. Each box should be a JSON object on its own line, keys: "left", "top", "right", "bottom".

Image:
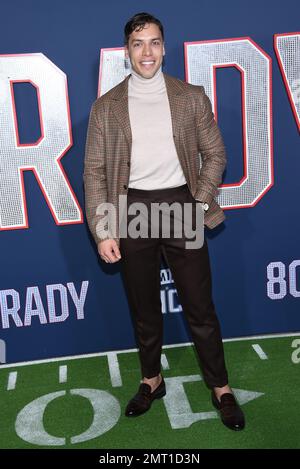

{"left": 0, "top": 333, "right": 299, "bottom": 449}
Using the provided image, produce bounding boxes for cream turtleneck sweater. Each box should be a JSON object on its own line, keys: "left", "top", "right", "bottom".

{"left": 128, "top": 67, "right": 186, "bottom": 189}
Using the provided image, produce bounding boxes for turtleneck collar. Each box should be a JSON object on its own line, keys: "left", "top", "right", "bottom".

{"left": 129, "top": 66, "right": 165, "bottom": 94}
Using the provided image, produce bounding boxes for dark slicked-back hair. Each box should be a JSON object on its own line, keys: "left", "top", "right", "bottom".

{"left": 124, "top": 12, "right": 164, "bottom": 45}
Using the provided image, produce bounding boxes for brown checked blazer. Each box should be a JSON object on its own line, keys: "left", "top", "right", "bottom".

{"left": 84, "top": 73, "right": 226, "bottom": 247}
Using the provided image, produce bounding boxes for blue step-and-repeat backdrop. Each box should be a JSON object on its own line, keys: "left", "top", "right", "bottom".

{"left": 0, "top": 0, "right": 299, "bottom": 364}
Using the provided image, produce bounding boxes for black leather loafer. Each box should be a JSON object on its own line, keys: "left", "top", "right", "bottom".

{"left": 212, "top": 391, "right": 245, "bottom": 431}
{"left": 125, "top": 378, "right": 166, "bottom": 417}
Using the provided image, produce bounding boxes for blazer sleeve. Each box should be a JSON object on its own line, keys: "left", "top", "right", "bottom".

{"left": 194, "top": 86, "right": 226, "bottom": 207}
{"left": 83, "top": 102, "right": 111, "bottom": 246}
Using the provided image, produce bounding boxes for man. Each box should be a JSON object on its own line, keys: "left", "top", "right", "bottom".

{"left": 84, "top": 12, "right": 245, "bottom": 431}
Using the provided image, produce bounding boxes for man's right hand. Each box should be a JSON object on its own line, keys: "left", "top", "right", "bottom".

{"left": 98, "top": 239, "right": 121, "bottom": 263}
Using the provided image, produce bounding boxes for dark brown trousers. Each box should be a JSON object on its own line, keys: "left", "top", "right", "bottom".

{"left": 120, "top": 184, "right": 228, "bottom": 389}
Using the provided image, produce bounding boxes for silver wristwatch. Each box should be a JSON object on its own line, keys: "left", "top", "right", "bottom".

{"left": 197, "top": 201, "right": 209, "bottom": 212}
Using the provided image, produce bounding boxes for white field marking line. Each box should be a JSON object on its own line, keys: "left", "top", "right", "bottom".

{"left": 252, "top": 344, "right": 268, "bottom": 360}
{"left": 7, "top": 371, "right": 17, "bottom": 390}
{"left": 107, "top": 352, "right": 122, "bottom": 387}
{"left": 1, "top": 331, "right": 299, "bottom": 370}
{"left": 59, "top": 365, "right": 68, "bottom": 383}
{"left": 161, "top": 353, "right": 170, "bottom": 370}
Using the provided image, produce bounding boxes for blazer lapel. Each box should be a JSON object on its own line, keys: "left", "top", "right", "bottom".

{"left": 163, "top": 73, "right": 188, "bottom": 139}
{"left": 110, "top": 75, "right": 132, "bottom": 147}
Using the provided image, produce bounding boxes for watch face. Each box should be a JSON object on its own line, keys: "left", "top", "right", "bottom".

{"left": 196, "top": 200, "right": 209, "bottom": 211}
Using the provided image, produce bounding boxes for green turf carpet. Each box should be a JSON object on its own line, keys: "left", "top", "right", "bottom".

{"left": 0, "top": 334, "right": 299, "bottom": 448}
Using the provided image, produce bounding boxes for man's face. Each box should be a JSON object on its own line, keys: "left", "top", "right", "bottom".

{"left": 125, "top": 22, "right": 165, "bottom": 79}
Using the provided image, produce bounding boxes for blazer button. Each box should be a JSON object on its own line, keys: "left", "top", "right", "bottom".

{"left": 127, "top": 161, "right": 130, "bottom": 167}
{"left": 123, "top": 184, "right": 127, "bottom": 190}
